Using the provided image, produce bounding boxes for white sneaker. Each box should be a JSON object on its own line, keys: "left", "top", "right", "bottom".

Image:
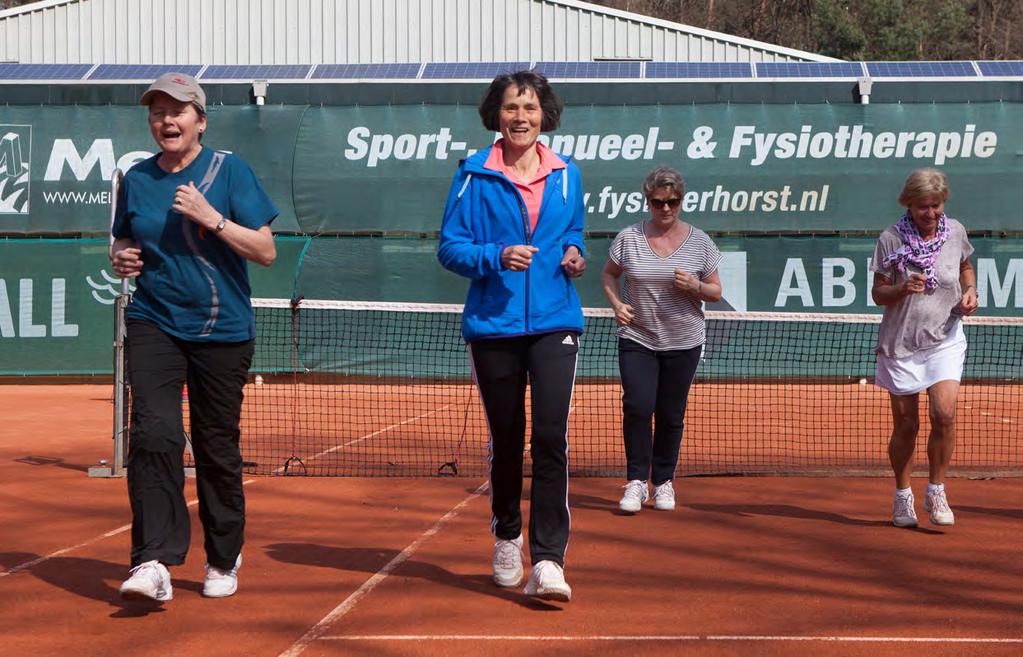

{"left": 618, "top": 479, "right": 649, "bottom": 513}
{"left": 203, "top": 554, "right": 241, "bottom": 598}
{"left": 119, "top": 560, "right": 173, "bottom": 602}
{"left": 923, "top": 489, "right": 955, "bottom": 526}
{"left": 652, "top": 481, "right": 676, "bottom": 511}
{"left": 523, "top": 560, "right": 571, "bottom": 602}
{"left": 892, "top": 493, "right": 918, "bottom": 528}
{"left": 492, "top": 536, "right": 524, "bottom": 587}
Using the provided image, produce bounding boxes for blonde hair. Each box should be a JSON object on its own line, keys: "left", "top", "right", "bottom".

{"left": 898, "top": 168, "right": 950, "bottom": 207}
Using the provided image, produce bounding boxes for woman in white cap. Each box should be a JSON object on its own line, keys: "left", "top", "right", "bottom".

{"left": 110, "top": 72, "right": 277, "bottom": 602}
{"left": 871, "top": 168, "right": 977, "bottom": 529}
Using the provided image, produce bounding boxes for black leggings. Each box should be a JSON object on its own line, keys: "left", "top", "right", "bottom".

{"left": 125, "top": 319, "right": 253, "bottom": 570}
{"left": 618, "top": 338, "right": 701, "bottom": 485}
{"left": 469, "top": 331, "right": 579, "bottom": 567}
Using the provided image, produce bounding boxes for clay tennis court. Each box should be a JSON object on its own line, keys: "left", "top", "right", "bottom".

{"left": 3, "top": 384, "right": 1022, "bottom": 656}
{"left": 231, "top": 380, "right": 1018, "bottom": 477}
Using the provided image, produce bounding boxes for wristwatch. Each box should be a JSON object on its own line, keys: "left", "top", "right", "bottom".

{"left": 215, "top": 217, "right": 228, "bottom": 233}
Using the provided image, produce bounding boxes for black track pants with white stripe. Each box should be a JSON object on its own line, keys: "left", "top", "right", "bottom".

{"left": 469, "top": 331, "right": 579, "bottom": 567}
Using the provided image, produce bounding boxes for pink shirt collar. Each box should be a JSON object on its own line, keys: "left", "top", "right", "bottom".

{"left": 483, "top": 139, "right": 566, "bottom": 183}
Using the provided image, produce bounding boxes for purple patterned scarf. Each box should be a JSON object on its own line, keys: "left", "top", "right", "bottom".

{"left": 882, "top": 212, "right": 950, "bottom": 290}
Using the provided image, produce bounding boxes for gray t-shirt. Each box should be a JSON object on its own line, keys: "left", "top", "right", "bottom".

{"left": 869, "top": 217, "right": 974, "bottom": 359}
{"left": 609, "top": 222, "right": 722, "bottom": 350}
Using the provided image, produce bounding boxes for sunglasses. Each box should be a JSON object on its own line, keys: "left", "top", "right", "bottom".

{"left": 648, "top": 197, "right": 682, "bottom": 210}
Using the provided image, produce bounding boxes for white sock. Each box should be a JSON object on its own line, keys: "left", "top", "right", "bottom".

{"left": 926, "top": 482, "right": 944, "bottom": 496}
{"left": 895, "top": 486, "right": 913, "bottom": 500}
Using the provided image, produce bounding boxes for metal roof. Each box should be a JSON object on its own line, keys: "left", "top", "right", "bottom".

{"left": 0, "top": 0, "right": 837, "bottom": 65}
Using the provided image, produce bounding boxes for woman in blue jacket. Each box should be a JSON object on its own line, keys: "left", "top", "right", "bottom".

{"left": 438, "top": 70, "right": 585, "bottom": 602}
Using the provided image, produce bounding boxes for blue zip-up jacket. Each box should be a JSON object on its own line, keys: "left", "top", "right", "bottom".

{"left": 438, "top": 145, "right": 586, "bottom": 342}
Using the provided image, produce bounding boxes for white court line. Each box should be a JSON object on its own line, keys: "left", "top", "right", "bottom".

{"left": 277, "top": 482, "right": 489, "bottom": 657}
{"left": 273, "top": 404, "right": 454, "bottom": 473}
{"left": 0, "top": 479, "right": 255, "bottom": 579}
{"left": 319, "top": 635, "right": 1023, "bottom": 644}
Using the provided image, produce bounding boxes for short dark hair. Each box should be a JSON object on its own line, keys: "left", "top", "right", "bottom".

{"left": 642, "top": 166, "right": 685, "bottom": 198}
{"left": 478, "top": 70, "right": 563, "bottom": 132}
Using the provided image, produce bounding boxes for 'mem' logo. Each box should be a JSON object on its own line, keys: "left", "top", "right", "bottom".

{"left": 0, "top": 125, "right": 31, "bottom": 214}
{"left": 43, "top": 139, "right": 151, "bottom": 181}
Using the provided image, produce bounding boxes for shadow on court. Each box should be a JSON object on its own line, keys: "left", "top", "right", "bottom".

{"left": 12, "top": 456, "right": 90, "bottom": 473}
{"left": 955, "top": 504, "right": 1023, "bottom": 519}
{"left": 0, "top": 552, "right": 182, "bottom": 617}
{"left": 685, "top": 502, "right": 901, "bottom": 528}
{"left": 264, "top": 543, "right": 562, "bottom": 610}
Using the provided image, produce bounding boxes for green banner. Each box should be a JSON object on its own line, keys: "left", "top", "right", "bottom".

{"left": 0, "top": 238, "right": 306, "bottom": 374}
{"left": 293, "top": 235, "right": 1023, "bottom": 315}
{"left": 3, "top": 103, "right": 1021, "bottom": 235}
{"left": 2, "top": 235, "right": 1021, "bottom": 374}
{"left": 307, "top": 103, "right": 1022, "bottom": 233}
{"left": 0, "top": 106, "right": 303, "bottom": 234}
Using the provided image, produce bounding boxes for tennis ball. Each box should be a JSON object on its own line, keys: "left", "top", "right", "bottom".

{"left": 859, "top": 378, "right": 867, "bottom": 385}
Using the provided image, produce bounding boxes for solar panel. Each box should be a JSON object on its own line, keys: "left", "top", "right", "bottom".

{"left": 535, "top": 61, "right": 641, "bottom": 79}
{"left": 645, "top": 62, "right": 752, "bottom": 78}
{"left": 977, "top": 60, "right": 1023, "bottom": 77}
{"left": 200, "top": 65, "right": 312, "bottom": 80}
{"left": 0, "top": 63, "right": 93, "bottom": 80}
{"left": 89, "top": 64, "right": 203, "bottom": 80}
{"left": 311, "top": 63, "right": 420, "bottom": 79}
{"left": 421, "top": 62, "right": 530, "bottom": 79}
{"left": 865, "top": 61, "right": 977, "bottom": 77}
{"left": 756, "top": 62, "right": 864, "bottom": 78}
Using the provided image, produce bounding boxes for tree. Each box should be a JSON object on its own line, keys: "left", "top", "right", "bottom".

{"left": 813, "top": 0, "right": 866, "bottom": 60}
{"left": 585, "top": 0, "right": 1023, "bottom": 60}
{"left": 0, "top": 0, "right": 39, "bottom": 10}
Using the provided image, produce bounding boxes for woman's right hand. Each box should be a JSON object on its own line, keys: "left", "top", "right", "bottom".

{"left": 502, "top": 244, "right": 539, "bottom": 271}
{"left": 111, "top": 246, "right": 144, "bottom": 278}
{"left": 902, "top": 272, "right": 927, "bottom": 295}
{"left": 613, "top": 302, "right": 634, "bottom": 326}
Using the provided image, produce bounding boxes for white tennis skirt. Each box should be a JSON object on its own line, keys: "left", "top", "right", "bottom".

{"left": 875, "top": 320, "right": 967, "bottom": 395}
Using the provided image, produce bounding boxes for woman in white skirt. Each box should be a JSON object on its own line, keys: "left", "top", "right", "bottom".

{"left": 870, "top": 168, "right": 978, "bottom": 528}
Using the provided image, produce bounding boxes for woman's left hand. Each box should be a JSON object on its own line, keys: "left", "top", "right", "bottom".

{"left": 958, "top": 287, "right": 979, "bottom": 316}
{"left": 673, "top": 269, "right": 701, "bottom": 295}
{"left": 172, "top": 182, "right": 221, "bottom": 231}
{"left": 561, "top": 246, "right": 586, "bottom": 278}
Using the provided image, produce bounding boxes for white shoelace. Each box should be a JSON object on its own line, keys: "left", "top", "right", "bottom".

{"left": 533, "top": 560, "right": 564, "bottom": 586}
{"left": 929, "top": 491, "right": 951, "bottom": 513}
{"left": 128, "top": 561, "right": 163, "bottom": 586}
{"left": 654, "top": 482, "right": 674, "bottom": 501}
{"left": 622, "top": 480, "right": 647, "bottom": 501}
{"left": 894, "top": 495, "right": 914, "bottom": 517}
{"left": 205, "top": 564, "right": 237, "bottom": 580}
{"left": 494, "top": 541, "right": 520, "bottom": 569}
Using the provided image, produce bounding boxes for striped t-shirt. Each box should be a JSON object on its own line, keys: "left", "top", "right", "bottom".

{"left": 609, "top": 222, "right": 722, "bottom": 350}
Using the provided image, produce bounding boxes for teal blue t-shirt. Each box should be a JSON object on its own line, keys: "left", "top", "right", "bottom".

{"left": 112, "top": 147, "right": 278, "bottom": 342}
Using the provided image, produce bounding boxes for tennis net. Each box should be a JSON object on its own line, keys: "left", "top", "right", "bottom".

{"left": 176, "top": 299, "right": 1023, "bottom": 477}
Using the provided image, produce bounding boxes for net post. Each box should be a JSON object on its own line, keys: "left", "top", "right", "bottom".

{"left": 90, "top": 168, "right": 127, "bottom": 479}
{"left": 90, "top": 288, "right": 129, "bottom": 478}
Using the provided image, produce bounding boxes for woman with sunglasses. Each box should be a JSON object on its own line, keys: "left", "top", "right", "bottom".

{"left": 601, "top": 165, "right": 722, "bottom": 514}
